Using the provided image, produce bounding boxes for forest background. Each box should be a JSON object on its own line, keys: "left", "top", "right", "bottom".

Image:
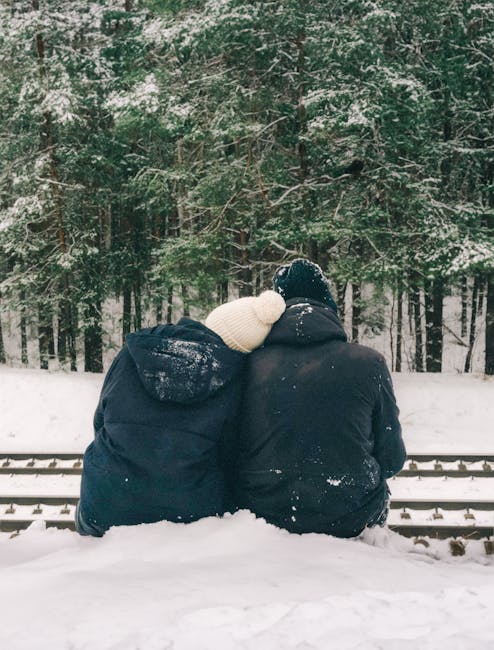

{"left": 0, "top": 0, "right": 493, "bottom": 375}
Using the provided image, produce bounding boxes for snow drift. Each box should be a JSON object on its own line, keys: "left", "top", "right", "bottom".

{"left": 1, "top": 512, "right": 493, "bottom": 650}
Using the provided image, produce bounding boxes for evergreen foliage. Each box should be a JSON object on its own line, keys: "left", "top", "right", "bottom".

{"left": 0, "top": 0, "right": 493, "bottom": 372}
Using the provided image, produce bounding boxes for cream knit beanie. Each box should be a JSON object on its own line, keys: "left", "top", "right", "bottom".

{"left": 205, "top": 290, "right": 285, "bottom": 353}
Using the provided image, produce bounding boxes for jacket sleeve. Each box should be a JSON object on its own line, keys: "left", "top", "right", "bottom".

{"left": 218, "top": 375, "right": 244, "bottom": 512}
{"left": 93, "top": 352, "right": 123, "bottom": 436}
{"left": 371, "top": 356, "right": 406, "bottom": 478}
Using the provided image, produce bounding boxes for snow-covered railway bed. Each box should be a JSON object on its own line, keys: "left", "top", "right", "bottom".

{"left": 2, "top": 465, "right": 494, "bottom": 502}
{"left": 390, "top": 475, "right": 494, "bottom": 504}
{"left": 2, "top": 473, "right": 494, "bottom": 507}
{"left": 388, "top": 507, "right": 494, "bottom": 541}
{"left": 388, "top": 507, "right": 494, "bottom": 527}
{"left": 0, "top": 473, "right": 80, "bottom": 500}
{"left": 0, "top": 454, "right": 83, "bottom": 475}
{"left": 0, "top": 503, "right": 76, "bottom": 533}
{"left": 400, "top": 456, "right": 494, "bottom": 477}
{"left": 1, "top": 454, "right": 494, "bottom": 543}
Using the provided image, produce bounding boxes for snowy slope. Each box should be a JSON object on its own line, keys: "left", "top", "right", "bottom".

{"left": 0, "top": 513, "right": 493, "bottom": 650}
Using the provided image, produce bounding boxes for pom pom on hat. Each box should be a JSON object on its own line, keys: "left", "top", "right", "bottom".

{"left": 205, "top": 290, "right": 285, "bottom": 353}
{"left": 253, "top": 290, "right": 286, "bottom": 325}
{"left": 273, "top": 258, "right": 338, "bottom": 313}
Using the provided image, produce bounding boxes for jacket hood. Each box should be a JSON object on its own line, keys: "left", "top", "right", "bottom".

{"left": 126, "top": 318, "right": 245, "bottom": 404}
{"left": 265, "top": 298, "right": 348, "bottom": 346}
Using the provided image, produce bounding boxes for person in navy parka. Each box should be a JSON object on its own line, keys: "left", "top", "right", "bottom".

{"left": 235, "top": 260, "right": 406, "bottom": 538}
{"left": 77, "top": 291, "right": 285, "bottom": 536}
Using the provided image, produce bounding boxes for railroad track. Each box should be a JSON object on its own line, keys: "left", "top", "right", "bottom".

{"left": 1, "top": 453, "right": 493, "bottom": 551}
{"left": 3, "top": 453, "right": 493, "bottom": 477}
{"left": 0, "top": 453, "right": 83, "bottom": 475}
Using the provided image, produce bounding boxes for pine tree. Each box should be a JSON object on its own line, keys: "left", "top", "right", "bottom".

{"left": 1, "top": 0, "right": 493, "bottom": 372}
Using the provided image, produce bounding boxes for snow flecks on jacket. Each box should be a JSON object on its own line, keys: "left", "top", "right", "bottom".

{"left": 78, "top": 317, "right": 245, "bottom": 535}
{"left": 142, "top": 340, "right": 227, "bottom": 403}
{"left": 235, "top": 297, "right": 406, "bottom": 537}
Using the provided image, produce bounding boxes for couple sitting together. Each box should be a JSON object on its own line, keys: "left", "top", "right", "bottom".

{"left": 77, "top": 259, "right": 406, "bottom": 538}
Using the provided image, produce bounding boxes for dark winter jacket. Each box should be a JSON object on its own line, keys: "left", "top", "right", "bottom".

{"left": 234, "top": 298, "right": 406, "bottom": 537}
{"left": 78, "top": 318, "right": 245, "bottom": 535}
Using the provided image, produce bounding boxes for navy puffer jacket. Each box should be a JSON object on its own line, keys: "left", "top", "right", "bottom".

{"left": 234, "top": 298, "right": 406, "bottom": 537}
{"left": 79, "top": 319, "right": 245, "bottom": 535}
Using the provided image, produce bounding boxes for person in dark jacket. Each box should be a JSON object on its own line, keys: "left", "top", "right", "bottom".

{"left": 235, "top": 259, "right": 406, "bottom": 538}
{"left": 77, "top": 291, "right": 285, "bottom": 536}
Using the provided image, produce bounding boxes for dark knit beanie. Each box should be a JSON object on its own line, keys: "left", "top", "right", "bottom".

{"left": 273, "top": 258, "right": 338, "bottom": 313}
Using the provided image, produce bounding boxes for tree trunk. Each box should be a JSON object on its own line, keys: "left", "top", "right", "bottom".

{"left": 156, "top": 300, "right": 162, "bottom": 324}
{"left": 34, "top": 0, "right": 76, "bottom": 371}
{"left": 424, "top": 279, "right": 443, "bottom": 372}
{"left": 58, "top": 299, "right": 77, "bottom": 370}
{"left": 395, "top": 281, "right": 403, "bottom": 372}
{"left": 133, "top": 279, "right": 142, "bottom": 331}
{"left": 182, "top": 284, "right": 190, "bottom": 318}
{"left": 84, "top": 300, "right": 103, "bottom": 373}
{"left": 477, "top": 277, "right": 485, "bottom": 316}
{"left": 0, "top": 294, "right": 6, "bottom": 364}
{"left": 335, "top": 281, "right": 347, "bottom": 321}
{"left": 407, "top": 291, "right": 414, "bottom": 337}
{"left": 351, "top": 283, "right": 361, "bottom": 343}
{"left": 166, "top": 286, "right": 174, "bottom": 323}
{"left": 464, "top": 276, "right": 480, "bottom": 373}
{"left": 38, "top": 302, "right": 53, "bottom": 370}
{"left": 295, "top": 18, "right": 317, "bottom": 268}
{"left": 60, "top": 297, "right": 77, "bottom": 371}
{"left": 307, "top": 238, "right": 318, "bottom": 264}
{"left": 218, "top": 280, "right": 229, "bottom": 304}
{"left": 122, "top": 286, "right": 132, "bottom": 344}
{"left": 57, "top": 314, "right": 66, "bottom": 364}
{"left": 48, "top": 324, "right": 55, "bottom": 360}
{"left": 296, "top": 24, "right": 308, "bottom": 186}
{"left": 238, "top": 230, "right": 253, "bottom": 297}
{"left": 318, "top": 249, "right": 329, "bottom": 280}
{"left": 460, "top": 276, "right": 468, "bottom": 337}
{"left": 486, "top": 273, "right": 494, "bottom": 375}
{"left": 410, "top": 283, "right": 424, "bottom": 372}
{"left": 58, "top": 292, "right": 77, "bottom": 371}
{"left": 20, "top": 292, "right": 28, "bottom": 365}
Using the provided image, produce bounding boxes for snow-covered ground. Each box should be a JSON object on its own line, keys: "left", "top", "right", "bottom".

{"left": 1, "top": 514, "right": 493, "bottom": 650}
{"left": 0, "top": 367, "right": 493, "bottom": 649}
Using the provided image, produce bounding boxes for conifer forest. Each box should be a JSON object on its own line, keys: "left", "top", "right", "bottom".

{"left": 0, "top": 0, "right": 493, "bottom": 374}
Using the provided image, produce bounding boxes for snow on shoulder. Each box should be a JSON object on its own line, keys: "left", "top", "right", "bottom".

{"left": 0, "top": 511, "right": 493, "bottom": 650}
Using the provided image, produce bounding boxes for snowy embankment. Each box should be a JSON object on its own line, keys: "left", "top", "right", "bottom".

{"left": 1, "top": 515, "right": 493, "bottom": 649}
{"left": 0, "top": 367, "right": 493, "bottom": 650}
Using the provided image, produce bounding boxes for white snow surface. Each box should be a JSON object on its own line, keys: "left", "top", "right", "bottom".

{"left": 395, "top": 373, "right": 493, "bottom": 454}
{"left": 1, "top": 515, "right": 493, "bottom": 650}
{"left": 0, "top": 367, "right": 101, "bottom": 452}
{"left": 1, "top": 368, "right": 494, "bottom": 649}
